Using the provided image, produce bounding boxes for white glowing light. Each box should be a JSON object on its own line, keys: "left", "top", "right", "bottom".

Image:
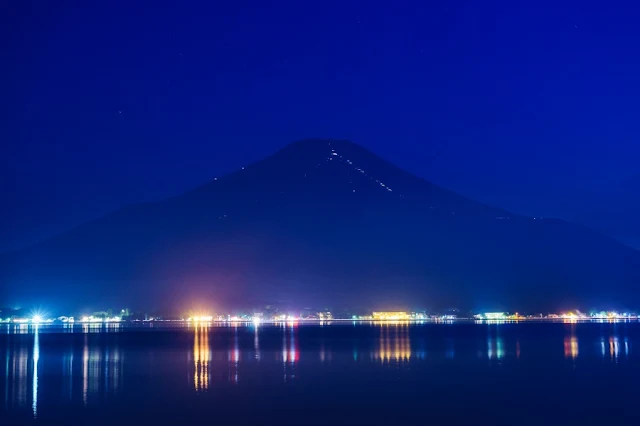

{"left": 31, "top": 315, "right": 43, "bottom": 324}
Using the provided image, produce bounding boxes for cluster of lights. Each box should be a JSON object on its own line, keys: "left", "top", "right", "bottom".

{"left": 372, "top": 312, "right": 411, "bottom": 321}
{"left": 187, "top": 316, "right": 214, "bottom": 322}
{"left": 557, "top": 311, "right": 586, "bottom": 321}
{"left": 474, "top": 312, "right": 509, "bottom": 320}
{"left": 188, "top": 315, "right": 265, "bottom": 323}
{"left": 3, "top": 308, "right": 639, "bottom": 325}
{"left": 272, "top": 314, "right": 299, "bottom": 321}
{"left": 552, "top": 311, "right": 634, "bottom": 320}
{"left": 474, "top": 311, "right": 639, "bottom": 321}
{"left": 9, "top": 314, "right": 54, "bottom": 324}
{"left": 4, "top": 314, "right": 125, "bottom": 324}
{"left": 591, "top": 311, "right": 631, "bottom": 319}
{"left": 80, "top": 316, "right": 121, "bottom": 323}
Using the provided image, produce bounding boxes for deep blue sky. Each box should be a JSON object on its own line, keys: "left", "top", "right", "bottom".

{"left": 2, "top": 0, "right": 640, "bottom": 252}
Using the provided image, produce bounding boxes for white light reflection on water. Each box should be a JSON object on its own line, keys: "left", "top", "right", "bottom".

{"left": 229, "top": 324, "right": 240, "bottom": 384}
{"left": 83, "top": 335, "right": 89, "bottom": 405}
{"left": 4, "top": 344, "right": 8, "bottom": 409}
{"left": 282, "top": 322, "right": 298, "bottom": 381}
{"left": 79, "top": 332, "right": 123, "bottom": 404}
{"left": 625, "top": 338, "right": 630, "bottom": 357}
{"left": 32, "top": 326, "right": 39, "bottom": 418}
{"left": 485, "top": 323, "right": 505, "bottom": 360}
{"left": 62, "top": 348, "right": 74, "bottom": 401}
{"left": 445, "top": 338, "right": 455, "bottom": 359}
{"left": 319, "top": 342, "right": 327, "bottom": 363}
{"left": 8, "top": 342, "right": 29, "bottom": 409}
{"left": 486, "top": 336, "right": 504, "bottom": 360}
{"left": 254, "top": 324, "right": 261, "bottom": 361}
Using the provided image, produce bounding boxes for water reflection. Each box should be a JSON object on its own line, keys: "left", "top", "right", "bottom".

{"left": 3, "top": 326, "right": 125, "bottom": 415}
{"left": 2, "top": 321, "right": 640, "bottom": 419}
{"left": 487, "top": 337, "right": 504, "bottom": 360}
{"left": 445, "top": 338, "right": 455, "bottom": 359}
{"left": 82, "top": 334, "right": 123, "bottom": 404}
{"left": 5, "top": 337, "right": 29, "bottom": 410}
{"left": 1, "top": 327, "right": 43, "bottom": 416}
{"left": 11, "top": 324, "right": 30, "bottom": 335}
{"left": 564, "top": 326, "right": 579, "bottom": 360}
{"left": 598, "top": 333, "right": 629, "bottom": 361}
{"left": 375, "top": 323, "right": 411, "bottom": 362}
{"left": 415, "top": 339, "right": 426, "bottom": 360}
{"left": 254, "top": 325, "right": 261, "bottom": 361}
{"left": 229, "top": 325, "right": 239, "bottom": 384}
{"left": 82, "top": 323, "right": 108, "bottom": 334}
{"left": 609, "top": 336, "right": 619, "bottom": 361}
{"left": 193, "top": 323, "right": 211, "bottom": 391}
{"left": 624, "top": 338, "right": 630, "bottom": 357}
{"left": 32, "top": 327, "right": 39, "bottom": 418}
{"left": 282, "top": 323, "right": 298, "bottom": 381}
{"left": 82, "top": 335, "right": 89, "bottom": 404}
{"left": 484, "top": 323, "right": 505, "bottom": 360}
{"left": 319, "top": 342, "right": 332, "bottom": 363}
{"left": 62, "top": 345, "right": 74, "bottom": 401}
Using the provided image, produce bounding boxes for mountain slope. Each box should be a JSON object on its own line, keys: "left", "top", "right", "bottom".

{"left": 2, "top": 139, "right": 639, "bottom": 311}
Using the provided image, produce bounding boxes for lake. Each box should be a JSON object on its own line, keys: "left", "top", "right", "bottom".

{"left": 1, "top": 321, "right": 639, "bottom": 425}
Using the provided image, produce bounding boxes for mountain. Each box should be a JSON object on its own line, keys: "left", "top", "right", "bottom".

{"left": 2, "top": 139, "right": 639, "bottom": 312}
{"left": 574, "top": 173, "right": 640, "bottom": 250}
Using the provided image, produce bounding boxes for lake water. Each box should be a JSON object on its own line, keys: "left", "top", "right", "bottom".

{"left": 1, "top": 321, "right": 639, "bottom": 425}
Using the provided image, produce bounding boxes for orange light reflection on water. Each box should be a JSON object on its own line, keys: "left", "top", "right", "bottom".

{"left": 375, "top": 322, "right": 411, "bottom": 362}
{"left": 193, "top": 323, "right": 210, "bottom": 391}
{"left": 563, "top": 325, "right": 579, "bottom": 360}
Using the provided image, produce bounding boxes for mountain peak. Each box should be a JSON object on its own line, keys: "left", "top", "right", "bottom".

{"left": 285, "top": 138, "right": 360, "bottom": 150}
{"left": 265, "top": 138, "right": 414, "bottom": 185}
{"left": 271, "top": 139, "right": 378, "bottom": 164}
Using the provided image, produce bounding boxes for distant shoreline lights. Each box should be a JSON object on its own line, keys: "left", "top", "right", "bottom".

{"left": 1, "top": 309, "right": 638, "bottom": 325}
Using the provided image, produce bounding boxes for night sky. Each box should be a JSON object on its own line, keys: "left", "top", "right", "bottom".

{"left": 3, "top": 0, "right": 640, "bottom": 252}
